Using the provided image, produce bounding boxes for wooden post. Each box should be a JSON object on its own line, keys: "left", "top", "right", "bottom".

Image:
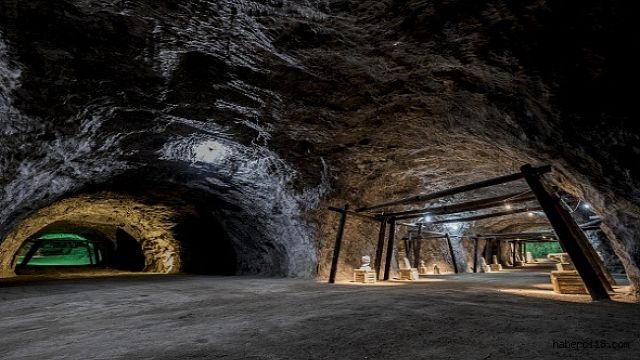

{"left": 406, "top": 232, "right": 414, "bottom": 266}
{"left": 445, "top": 233, "right": 459, "bottom": 273}
{"left": 473, "top": 237, "right": 479, "bottom": 273}
{"left": 484, "top": 238, "right": 492, "bottom": 265}
{"left": 328, "top": 204, "right": 349, "bottom": 284}
{"left": 511, "top": 241, "right": 517, "bottom": 267}
{"left": 413, "top": 226, "right": 422, "bottom": 269}
{"left": 383, "top": 218, "right": 397, "bottom": 280}
{"left": 374, "top": 218, "right": 387, "bottom": 279}
{"left": 521, "top": 164, "right": 610, "bottom": 300}
{"left": 523, "top": 241, "right": 527, "bottom": 264}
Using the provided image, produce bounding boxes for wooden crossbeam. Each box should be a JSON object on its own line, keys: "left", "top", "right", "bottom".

{"left": 379, "top": 191, "right": 534, "bottom": 219}
{"left": 328, "top": 206, "right": 380, "bottom": 222}
{"left": 423, "top": 206, "right": 543, "bottom": 224}
{"left": 355, "top": 165, "right": 551, "bottom": 212}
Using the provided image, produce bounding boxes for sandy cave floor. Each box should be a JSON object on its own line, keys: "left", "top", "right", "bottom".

{"left": 1, "top": 266, "right": 639, "bottom": 360}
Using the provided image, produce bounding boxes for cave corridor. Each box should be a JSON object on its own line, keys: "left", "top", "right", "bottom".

{"left": 1, "top": 1, "right": 640, "bottom": 359}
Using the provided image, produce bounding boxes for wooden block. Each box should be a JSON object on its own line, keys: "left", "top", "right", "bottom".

{"left": 399, "top": 268, "right": 419, "bottom": 280}
{"left": 550, "top": 271, "right": 588, "bottom": 294}
{"left": 354, "top": 269, "right": 376, "bottom": 283}
{"left": 556, "top": 263, "right": 575, "bottom": 271}
{"left": 489, "top": 264, "right": 501, "bottom": 272}
{"left": 418, "top": 266, "right": 429, "bottom": 275}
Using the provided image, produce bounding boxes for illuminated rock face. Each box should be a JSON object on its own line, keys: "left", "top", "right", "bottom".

{"left": 0, "top": 1, "right": 638, "bottom": 295}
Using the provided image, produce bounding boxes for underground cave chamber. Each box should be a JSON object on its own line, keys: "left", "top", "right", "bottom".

{"left": 323, "top": 165, "right": 628, "bottom": 301}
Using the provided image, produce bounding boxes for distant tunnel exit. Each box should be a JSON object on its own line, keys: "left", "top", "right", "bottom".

{"left": 14, "top": 229, "right": 145, "bottom": 274}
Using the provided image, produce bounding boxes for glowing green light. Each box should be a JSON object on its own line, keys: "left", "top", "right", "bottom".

{"left": 16, "top": 233, "right": 101, "bottom": 266}
{"left": 526, "top": 241, "right": 562, "bottom": 259}
{"left": 38, "top": 233, "right": 88, "bottom": 241}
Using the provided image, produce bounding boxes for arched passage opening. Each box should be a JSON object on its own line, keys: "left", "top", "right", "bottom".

{"left": 11, "top": 221, "right": 147, "bottom": 275}
{"left": 0, "top": 191, "right": 246, "bottom": 279}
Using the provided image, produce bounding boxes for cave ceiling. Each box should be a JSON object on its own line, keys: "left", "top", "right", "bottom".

{"left": 0, "top": 1, "right": 638, "bottom": 284}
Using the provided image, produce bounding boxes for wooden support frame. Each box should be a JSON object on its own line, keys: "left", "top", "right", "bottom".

{"left": 356, "top": 165, "right": 551, "bottom": 212}
{"left": 445, "top": 233, "right": 459, "bottom": 273}
{"left": 412, "top": 234, "right": 421, "bottom": 268}
{"left": 472, "top": 236, "right": 479, "bottom": 273}
{"left": 374, "top": 217, "right": 387, "bottom": 279}
{"left": 381, "top": 191, "right": 535, "bottom": 219}
{"left": 383, "top": 218, "right": 397, "bottom": 280}
{"left": 328, "top": 204, "right": 349, "bottom": 284}
{"left": 410, "top": 206, "right": 542, "bottom": 224}
{"left": 522, "top": 164, "right": 611, "bottom": 300}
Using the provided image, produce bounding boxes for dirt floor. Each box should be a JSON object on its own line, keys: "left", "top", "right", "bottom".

{"left": 1, "top": 265, "right": 638, "bottom": 360}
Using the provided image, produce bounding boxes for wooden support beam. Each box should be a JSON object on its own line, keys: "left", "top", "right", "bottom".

{"left": 328, "top": 206, "right": 380, "bottom": 222}
{"left": 404, "top": 231, "right": 411, "bottom": 261}
{"left": 445, "top": 233, "right": 458, "bottom": 273}
{"left": 512, "top": 241, "right": 517, "bottom": 267}
{"left": 328, "top": 204, "right": 349, "bottom": 284}
{"left": 374, "top": 217, "right": 387, "bottom": 280}
{"left": 473, "top": 237, "right": 479, "bottom": 273}
{"left": 483, "top": 238, "right": 492, "bottom": 265}
{"left": 523, "top": 242, "right": 527, "bottom": 263}
{"left": 383, "top": 218, "right": 397, "bottom": 280}
{"left": 521, "top": 164, "right": 610, "bottom": 300}
{"left": 475, "top": 231, "right": 555, "bottom": 239}
{"left": 356, "top": 165, "right": 551, "bottom": 212}
{"left": 413, "top": 234, "right": 421, "bottom": 268}
{"left": 380, "top": 191, "right": 535, "bottom": 219}
{"left": 401, "top": 206, "right": 542, "bottom": 223}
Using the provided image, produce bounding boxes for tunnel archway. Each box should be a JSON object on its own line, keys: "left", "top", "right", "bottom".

{"left": 0, "top": 194, "right": 181, "bottom": 277}
{"left": 11, "top": 221, "right": 147, "bottom": 275}
{"left": 0, "top": 190, "right": 263, "bottom": 279}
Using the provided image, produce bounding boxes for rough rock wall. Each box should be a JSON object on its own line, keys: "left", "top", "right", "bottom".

{"left": 0, "top": 1, "right": 638, "bottom": 295}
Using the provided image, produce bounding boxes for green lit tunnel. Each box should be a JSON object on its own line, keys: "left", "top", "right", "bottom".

{"left": 13, "top": 224, "right": 147, "bottom": 275}
{"left": 0, "top": 192, "right": 242, "bottom": 278}
{"left": 16, "top": 233, "right": 105, "bottom": 267}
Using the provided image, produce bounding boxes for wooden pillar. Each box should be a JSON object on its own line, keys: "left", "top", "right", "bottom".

{"left": 473, "top": 237, "right": 479, "bottom": 273}
{"left": 413, "top": 233, "right": 421, "bottom": 269}
{"left": 403, "top": 234, "right": 410, "bottom": 261}
{"left": 523, "top": 241, "right": 527, "bottom": 264}
{"left": 445, "top": 233, "right": 459, "bottom": 273}
{"left": 414, "top": 224, "right": 423, "bottom": 268}
{"left": 484, "top": 238, "right": 493, "bottom": 265}
{"left": 383, "top": 218, "right": 397, "bottom": 280}
{"left": 511, "top": 241, "right": 517, "bottom": 267}
{"left": 328, "top": 204, "right": 349, "bottom": 284}
{"left": 374, "top": 218, "right": 387, "bottom": 279}
{"left": 521, "top": 164, "right": 610, "bottom": 300}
